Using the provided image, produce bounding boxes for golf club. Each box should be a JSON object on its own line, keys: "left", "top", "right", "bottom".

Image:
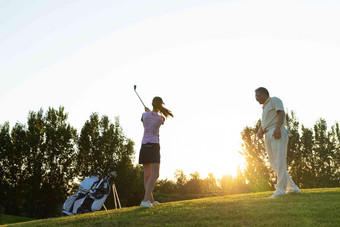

{"left": 134, "top": 85, "right": 147, "bottom": 108}
{"left": 239, "top": 138, "right": 260, "bottom": 155}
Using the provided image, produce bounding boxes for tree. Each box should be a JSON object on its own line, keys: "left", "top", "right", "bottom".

{"left": 186, "top": 172, "right": 203, "bottom": 194}
{"left": 331, "top": 122, "right": 340, "bottom": 181}
{"left": 239, "top": 121, "right": 273, "bottom": 192}
{"left": 0, "top": 108, "right": 78, "bottom": 218}
{"left": 286, "top": 111, "right": 302, "bottom": 187}
{"left": 299, "top": 125, "right": 316, "bottom": 188}
{"left": 24, "top": 109, "right": 46, "bottom": 218}
{"left": 174, "top": 169, "right": 187, "bottom": 193}
{"left": 41, "top": 107, "right": 78, "bottom": 217}
{"left": 154, "top": 179, "right": 176, "bottom": 194}
{"left": 219, "top": 175, "right": 233, "bottom": 194}
{"left": 313, "top": 119, "right": 337, "bottom": 187}
{"left": 7, "top": 123, "right": 28, "bottom": 215}
{"left": 77, "top": 113, "right": 102, "bottom": 177}
{"left": 202, "top": 173, "right": 219, "bottom": 194}
{"left": 0, "top": 122, "right": 12, "bottom": 214}
{"left": 230, "top": 167, "right": 250, "bottom": 194}
{"left": 76, "top": 113, "right": 143, "bottom": 207}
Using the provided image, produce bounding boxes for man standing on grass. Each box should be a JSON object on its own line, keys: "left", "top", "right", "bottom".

{"left": 255, "top": 87, "right": 301, "bottom": 198}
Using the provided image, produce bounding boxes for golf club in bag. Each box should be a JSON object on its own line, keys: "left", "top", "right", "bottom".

{"left": 62, "top": 162, "right": 120, "bottom": 215}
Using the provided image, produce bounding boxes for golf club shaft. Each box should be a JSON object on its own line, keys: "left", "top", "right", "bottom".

{"left": 244, "top": 138, "right": 260, "bottom": 153}
{"left": 134, "top": 89, "right": 147, "bottom": 108}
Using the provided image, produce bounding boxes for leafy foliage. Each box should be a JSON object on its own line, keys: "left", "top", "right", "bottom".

{"left": 0, "top": 107, "right": 142, "bottom": 218}
{"left": 1, "top": 107, "right": 340, "bottom": 220}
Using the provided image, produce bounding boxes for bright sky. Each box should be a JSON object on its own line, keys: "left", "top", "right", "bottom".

{"left": 1, "top": 0, "right": 340, "bottom": 180}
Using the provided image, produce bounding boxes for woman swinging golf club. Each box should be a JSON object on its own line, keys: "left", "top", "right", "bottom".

{"left": 139, "top": 96, "right": 173, "bottom": 207}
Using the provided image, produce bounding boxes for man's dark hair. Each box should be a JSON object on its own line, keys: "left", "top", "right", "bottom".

{"left": 255, "top": 87, "right": 269, "bottom": 96}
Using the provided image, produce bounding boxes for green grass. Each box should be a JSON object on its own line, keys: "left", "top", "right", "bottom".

{"left": 0, "top": 214, "right": 34, "bottom": 226}
{"left": 3, "top": 188, "right": 340, "bottom": 227}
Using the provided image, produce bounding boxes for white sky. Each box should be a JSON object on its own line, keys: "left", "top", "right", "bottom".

{"left": 1, "top": 0, "right": 340, "bottom": 180}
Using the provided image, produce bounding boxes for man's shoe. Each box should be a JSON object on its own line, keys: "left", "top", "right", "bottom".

{"left": 140, "top": 200, "right": 153, "bottom": 208}
{"left": 287, "top": 188, "right": 301, "bottom": 194}
{"left": 268, "top": 191, "right": 286, "bottom": 198}
{"left": 152, "top": 201, "right": 160, "bottom": 205}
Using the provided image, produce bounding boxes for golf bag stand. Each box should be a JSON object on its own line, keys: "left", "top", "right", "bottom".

{"left": 103, "top": 183, "right": 121, "bottom": 210}
{"left": 112, "top": 183, "right": 121, "bottom": 209}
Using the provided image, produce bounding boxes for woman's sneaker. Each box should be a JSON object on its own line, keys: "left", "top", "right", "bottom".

{"left": 140, "top": 200, "right": 153, "bottom": 208}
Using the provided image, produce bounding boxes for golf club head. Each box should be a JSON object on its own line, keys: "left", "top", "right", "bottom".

{"left": 96, "top": 168, "right": 103, "bottom": 174}
{"left": 107, "top": 161, "right": 116, "bottom": 171}
{"left": 133, "top": 85, "right": 147, "bottom": 108}
{"left": 108, "top": 171, "right": 117, "bottom": 179}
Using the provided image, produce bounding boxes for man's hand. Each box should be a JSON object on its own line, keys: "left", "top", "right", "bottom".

{"left": 145, "top": 107, "right": 151, "bottom": 112}
{"left": 273, "top": 110, "right": 284, "bottom": 139}
{"left": 257, "top": 128, "right": 264, "bottom": 139}
{"left": 272, "top": 127, "right": 281, "bottom": 139}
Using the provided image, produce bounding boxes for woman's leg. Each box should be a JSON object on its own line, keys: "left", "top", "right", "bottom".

{"left": 143, "top": 164, "right": 151, "bottom": 187}
{"left": 143, "top": 164, "right": 151, "bottom": 201}
{"left": 143, "top": 164, "right": 155, "bottom": 202}
{"left": 143, "top": 163, "right": 160, "bottom": 202}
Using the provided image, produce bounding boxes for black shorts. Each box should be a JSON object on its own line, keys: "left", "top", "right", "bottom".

{"left": 138, "top": 143, "right": 160, "bottom": 164}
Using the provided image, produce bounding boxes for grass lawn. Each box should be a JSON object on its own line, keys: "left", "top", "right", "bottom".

{"left": 3, "top": 188, "right": 340, "bottom": 227}
{"left": 0, "top": 214, "right": 34, "bottom": 226}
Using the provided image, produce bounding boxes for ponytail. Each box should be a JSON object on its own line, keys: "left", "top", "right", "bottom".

{"left": 158, "top": 105, "right": 173, "bottom": 118}
{"left": 152, "top": 96, "right": 173, "bottom": 119}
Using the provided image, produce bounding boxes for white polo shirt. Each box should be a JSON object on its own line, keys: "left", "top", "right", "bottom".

{"left": 261, "top": 97, "right": 285, "bottom": 131}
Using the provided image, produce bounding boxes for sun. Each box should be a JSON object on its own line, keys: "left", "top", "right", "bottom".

{"left": 206, "top": 150, "right": 245, "bottom": 180}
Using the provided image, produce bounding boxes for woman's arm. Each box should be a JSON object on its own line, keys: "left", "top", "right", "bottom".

{"left": 141, "top": 107, "right": 151, "bottom": 122}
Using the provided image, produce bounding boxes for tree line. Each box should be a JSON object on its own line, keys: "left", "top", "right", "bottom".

{"left": 152, "top": 170, "right": 250, "bottom": 202}
{"left": 0, "top": 107, "right": 245, "bottom": 219}
{"left": 0, "top": 107, "right": 144, "bottom": 218}
{"left": 1, "top": 108, "right": 339, "bottom": 219}
{"left": 149, "top": 111, "right": 340, "bottom": 200}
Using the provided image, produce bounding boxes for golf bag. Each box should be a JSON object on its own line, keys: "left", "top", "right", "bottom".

{"left": 62, "top": 164, "right": 117, "bottom": 215}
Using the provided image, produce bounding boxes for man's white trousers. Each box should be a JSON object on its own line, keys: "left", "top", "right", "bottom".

{"left": 265, "top": 126, "right": 298, "bottom": 193}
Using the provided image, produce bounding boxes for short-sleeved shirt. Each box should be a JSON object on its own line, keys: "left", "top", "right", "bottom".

{"left": 261, "top": 96, "right": 285, "bottom": 131}
{"left": 141, "top": 111, "right": 163, "bottom": 144}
